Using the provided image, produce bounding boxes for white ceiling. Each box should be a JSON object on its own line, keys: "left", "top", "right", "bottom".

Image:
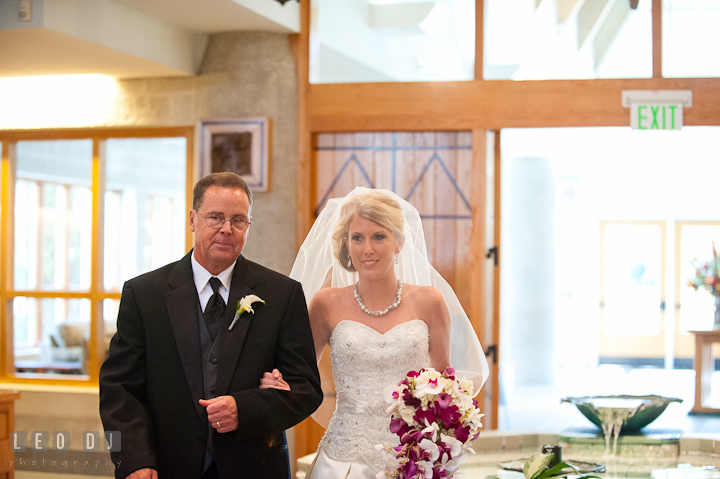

{"left": 0, "top": 0, "right": 300, "bottom": 79}
{"left": 111, "top": 0, "right": 300, "bottom": 33}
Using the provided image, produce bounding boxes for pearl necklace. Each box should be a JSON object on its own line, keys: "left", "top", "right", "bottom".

{"left": 354, "top": 280, "right": 403, "bottom": 316}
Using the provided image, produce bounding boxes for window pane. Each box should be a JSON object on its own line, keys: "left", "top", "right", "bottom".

{"left": 484, "top": 0, "right": 652, "bottom": 80}
{"left": 679, "top": 225, "right": 720, "bottom": 332}
{"left": 663, "top": 0, "right": 720, "bottom": 77}
{"left": 14, "top": 140, "right": 93, "bottom": 290}
{"left": 14, "top": 297, "right": 90, "bottom": 377}
{"left": 102, "top": 299, "right": 119, "bottom": 356}
{"left": 603, "top": 224, "right": 662, "bottom": 335}
{"left": 311, "top": 0, "right": 474, "bottom": 83}
{"left": 104, "top": 138, "right": 186, "bottom": 290}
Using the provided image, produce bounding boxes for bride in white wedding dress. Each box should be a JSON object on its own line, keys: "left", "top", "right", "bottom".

{"left": 261, "top": 188, "right": 488, "bottom": 478}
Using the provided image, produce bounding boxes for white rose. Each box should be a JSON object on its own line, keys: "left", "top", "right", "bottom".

{"left": 400, "top": 407, "right": 415, "bottom": 425}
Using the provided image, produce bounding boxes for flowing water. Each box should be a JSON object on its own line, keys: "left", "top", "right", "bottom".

{"left": 592, "top": 398, "right": 646, "bottom": 455}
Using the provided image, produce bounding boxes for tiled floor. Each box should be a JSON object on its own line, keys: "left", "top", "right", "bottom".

{"left": 502, "top": 365, "right": 720, "bottom": 435}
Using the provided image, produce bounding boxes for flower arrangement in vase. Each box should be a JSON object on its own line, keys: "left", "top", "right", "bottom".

{"left": 687, "top": 242, "right": 720, "bottom": 329}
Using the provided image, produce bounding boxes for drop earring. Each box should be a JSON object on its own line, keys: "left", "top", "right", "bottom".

{"left": 347, "top": 257, "right": 352, "bottom": 268}
{"left": 394, "top": 253, "right": 399, "bottom": 264}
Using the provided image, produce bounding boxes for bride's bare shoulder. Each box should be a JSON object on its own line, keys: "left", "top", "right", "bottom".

{"left": 310, "top": 285, "right": 353, "bottom": 309}
{"left": 403, "top": 284, "right": 449, "bottom": 324}
{"left": 403, "top": 284, "right": 444, "bottom": 305}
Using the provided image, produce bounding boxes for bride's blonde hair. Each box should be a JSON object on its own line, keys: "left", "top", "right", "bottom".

{"left": 331, "top": 191, "right": 405, "bottom": 272}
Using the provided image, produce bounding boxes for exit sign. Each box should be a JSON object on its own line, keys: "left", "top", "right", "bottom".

{"left": 631, "top": 103, "right": 682, "bottom": 130}
{"left": 622, "top": 90, "right": 692, "bottom": 131}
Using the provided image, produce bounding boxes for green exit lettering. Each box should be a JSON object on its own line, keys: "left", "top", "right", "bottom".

{"left": 632, "top": 103, "right": 682, "bottom": 130}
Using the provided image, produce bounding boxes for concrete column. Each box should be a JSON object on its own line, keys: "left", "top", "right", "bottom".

{"left": 501, "top": 156, "right": 556, "bottom": 385}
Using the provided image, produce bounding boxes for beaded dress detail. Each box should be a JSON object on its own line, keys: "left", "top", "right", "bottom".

{"left": 318, "top": 319, "right": 429, "bottom": 472}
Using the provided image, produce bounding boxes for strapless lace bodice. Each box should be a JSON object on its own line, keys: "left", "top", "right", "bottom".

{"left": 319, "top": 319, "right": 429, "bottom": 472}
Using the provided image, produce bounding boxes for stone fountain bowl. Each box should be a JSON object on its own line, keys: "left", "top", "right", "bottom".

{"left": 561, "top": 395, "right": 683, "bottom": 433}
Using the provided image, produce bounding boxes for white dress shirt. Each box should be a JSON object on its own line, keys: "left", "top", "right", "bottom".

{"left": 191, "top": 252, "right": 235, "bottom": 312}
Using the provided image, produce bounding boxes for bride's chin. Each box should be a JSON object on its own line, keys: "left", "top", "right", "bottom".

{"left": 357, "top": 267, "right": 394, "bottom": 281}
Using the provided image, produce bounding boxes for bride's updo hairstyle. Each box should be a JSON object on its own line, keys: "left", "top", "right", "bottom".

{"left": 331, "top": 191, "right": 404, "bottom": 272}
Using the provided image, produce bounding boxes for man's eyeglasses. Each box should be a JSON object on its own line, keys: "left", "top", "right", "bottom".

{"left": 196, "top": 212, "right": 252, "bottom": 232}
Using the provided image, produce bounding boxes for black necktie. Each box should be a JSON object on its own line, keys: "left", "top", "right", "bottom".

{"left": 203, "top": 277, "right": 225, "bottom": 339}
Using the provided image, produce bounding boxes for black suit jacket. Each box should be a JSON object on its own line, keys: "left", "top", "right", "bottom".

{"left": 99, "top": 252, "right": 322, "bottom": 479}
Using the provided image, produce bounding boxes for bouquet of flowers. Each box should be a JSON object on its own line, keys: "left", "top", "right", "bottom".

{"left": 688, "top": 243, "right": 720, "bottom": 295}
{"left": 377, "top": 367, "right": 483, "bottom": 479}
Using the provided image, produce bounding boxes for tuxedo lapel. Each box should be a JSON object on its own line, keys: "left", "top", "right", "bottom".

{"left": 165, "top": 253, "right": 205, "bottom": 415}
{"left": 216, "top": 255, "right": 259, "bottom": 395}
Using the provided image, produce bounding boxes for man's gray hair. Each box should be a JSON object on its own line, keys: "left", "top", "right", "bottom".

{"left": 192, "top": 172, "right": 253, "bottom": 212}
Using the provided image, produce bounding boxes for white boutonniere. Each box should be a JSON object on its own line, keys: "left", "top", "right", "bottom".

{"left": 228, "top": 294, "right": 265, "bottom": 330}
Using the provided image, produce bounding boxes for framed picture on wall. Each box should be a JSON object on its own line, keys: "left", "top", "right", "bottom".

{"left": 199, "top": 118, "right": 271, "bottom": 192}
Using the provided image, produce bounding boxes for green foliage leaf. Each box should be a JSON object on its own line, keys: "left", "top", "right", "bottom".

{"left": 523, "top": 454, "right": 603, "bottom": 479}
{"left": 523, "top": 453, "right": 554, "bottom": 479}
{"left": 533, "top": 461, "right": 574, "bottom": 479}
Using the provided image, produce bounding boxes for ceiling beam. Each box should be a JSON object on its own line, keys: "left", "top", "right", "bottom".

{"left": 308, "top": 77, "right": 720, "bottom": 131}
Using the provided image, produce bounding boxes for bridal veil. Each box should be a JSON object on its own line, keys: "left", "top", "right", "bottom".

{"left": 290, "top": 187, "right": 490, "bottom": 426}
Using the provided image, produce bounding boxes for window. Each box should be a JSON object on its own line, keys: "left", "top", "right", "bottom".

{"left": 663, "top": 0, "right": 720, "bottom": 78}
{"left": 310, "top": 0, "right": 475, "bottom": 83}
{"left": 484, "top": 0, "right": 652, "bottom": 80}
{"left": 0, "top": 128, "right": 192, "bottom": 383}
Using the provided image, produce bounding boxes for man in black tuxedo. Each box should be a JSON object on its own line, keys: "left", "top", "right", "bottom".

{"left": 99, "top": 172, "right": 322, "bottom": 479}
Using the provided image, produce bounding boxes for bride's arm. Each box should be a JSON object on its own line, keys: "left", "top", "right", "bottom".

{"left": 308, "top": 288, "right": 333, "bottom": 363}
{"left": 422, "top": 287, "right": 452, "bottom": 371}
{"left": 259, "top": 288, "right": 334, "bottom": 390}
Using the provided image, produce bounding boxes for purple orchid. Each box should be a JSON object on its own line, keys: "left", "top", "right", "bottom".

{"left": 437, "top": 405, "right": 461, "bottom": 428}
{"left": 402, "top": 388, "right": 422, "bottom": 408}
{"left": 414, "top": 407, "right": 436, "bottom": 426}
{"left": 437, "top": 392, "right": 452, "bottom": 409}
{"left": 454, "top": 425, "right": 470, "bottom": 443}
{"left": 390, "top": 416, "right": 410, "bottom": 437}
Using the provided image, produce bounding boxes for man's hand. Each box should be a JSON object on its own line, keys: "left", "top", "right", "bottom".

{"left": 259, "top": 369, "right": 291, "bottom": 391}
{"left": 199, "top": 396, "right": 238, "bottom": 433}
{"left": 125, "top": 468, "right": 157, "bottom": 479}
